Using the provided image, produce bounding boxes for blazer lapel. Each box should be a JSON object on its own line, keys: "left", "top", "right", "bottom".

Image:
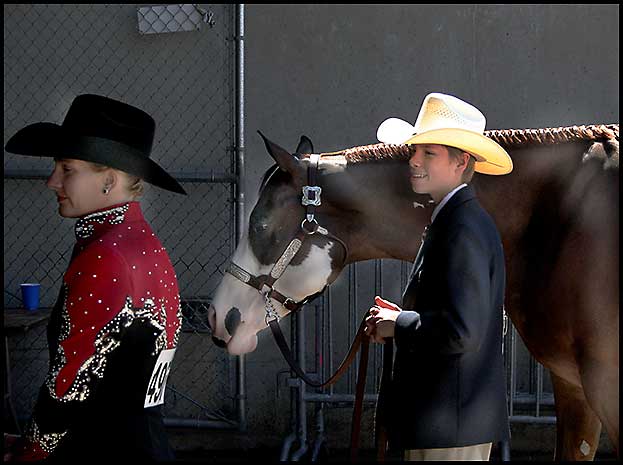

{"left": 403, "top": 185, "right": 477, "bottom": 301}
{"left": 408, "top": 224, "right": 431, "bottom": 280}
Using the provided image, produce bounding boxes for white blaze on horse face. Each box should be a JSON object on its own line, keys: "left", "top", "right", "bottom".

{"left": 212, "top": 232, "right": 335, "bottom": 355}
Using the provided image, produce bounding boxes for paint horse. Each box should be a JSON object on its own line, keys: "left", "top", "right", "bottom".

{"left": 208, "top": 124, "right": 619, "bottom": 460}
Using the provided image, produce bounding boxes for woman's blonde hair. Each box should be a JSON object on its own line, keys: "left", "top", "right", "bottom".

{"left": 90, "top": 162, "right": 144, "bottom": 198}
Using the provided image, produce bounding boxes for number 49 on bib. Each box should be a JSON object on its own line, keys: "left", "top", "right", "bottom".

{"left": 144, "top": 348, "right": 176, "bottom": 408}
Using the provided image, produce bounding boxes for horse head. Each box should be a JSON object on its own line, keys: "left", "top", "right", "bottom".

{"left": 208, "top": 134, "right": 351, "bottom": 354}
{"left": 209, "top": 134, "right": 432, "bottom": 354}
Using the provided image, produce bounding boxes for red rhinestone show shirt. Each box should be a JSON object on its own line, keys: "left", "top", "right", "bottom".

{"left": 18, "top": 202, "right": 182, "bottom": 460}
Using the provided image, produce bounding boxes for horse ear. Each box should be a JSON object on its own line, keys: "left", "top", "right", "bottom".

{"left": 257, "top": 130, "right": 305, "bottom": 180}
{"left": 295, "top": 135, "right": 314, "bottom": 154}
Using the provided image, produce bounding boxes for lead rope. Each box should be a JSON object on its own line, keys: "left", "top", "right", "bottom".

{"left": 268, "top": 315, "right": 368, "bottom": 389}
{"left": 375, "top": 338, "right": 393, "bottom": 461}
{"left": 350, "top": 327, "right": 370, "bottom": 462}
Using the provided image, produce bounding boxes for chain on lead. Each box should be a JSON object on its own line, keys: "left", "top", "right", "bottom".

{"left": 263, "top": 288, "right": 280, "bottom": 326}
{"left": 502, "top": 304, "right": 508, "bottom": 355}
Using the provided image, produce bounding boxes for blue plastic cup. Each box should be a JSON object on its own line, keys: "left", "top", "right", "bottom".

{"left": 20, "top": 283, "right": 41, "bottom": 311}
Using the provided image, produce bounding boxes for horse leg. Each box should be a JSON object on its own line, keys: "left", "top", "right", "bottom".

{"left": 579, "top": 359, "right": 619, "bottom": 458}
{"left": 551, "top": 373, "right": 602, "bottom": 461}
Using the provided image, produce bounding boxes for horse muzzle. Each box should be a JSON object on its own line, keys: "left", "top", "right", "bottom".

{"left": 208, "top": 304, "right": 243, "bottom": 350}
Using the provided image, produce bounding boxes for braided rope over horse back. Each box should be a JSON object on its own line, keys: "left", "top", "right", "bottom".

{"left": 485, "top": 124, "right": 619, "bottom": 147}
{"left": 329, "top": 124, "right": 619, "bottom": 163}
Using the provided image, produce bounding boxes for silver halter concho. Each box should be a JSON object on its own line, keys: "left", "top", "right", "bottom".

{"left": 226, "top": 154, "right": 348, "bottom": 326}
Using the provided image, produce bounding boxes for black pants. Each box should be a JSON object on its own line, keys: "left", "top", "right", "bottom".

{"left": 45, "top": 411, "right": 175, "bottom": 462}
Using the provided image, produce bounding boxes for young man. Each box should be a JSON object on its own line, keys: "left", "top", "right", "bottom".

{"left": 366, "top": 93, "right": 513, "bottom": 460}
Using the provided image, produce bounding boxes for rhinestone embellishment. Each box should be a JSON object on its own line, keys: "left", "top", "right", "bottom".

{"left": 75, "top": 203, "right": 130, "bottom": 239}
{"left": 27, "top": 420, "right": 67, "bottom": 454}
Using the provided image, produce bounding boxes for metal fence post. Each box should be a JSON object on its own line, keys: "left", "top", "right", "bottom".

{"left": 234, "top": 2, "right": 247, "bottom": 434}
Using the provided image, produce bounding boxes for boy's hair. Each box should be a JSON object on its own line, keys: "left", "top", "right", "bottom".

{"left": 446, "top": 146, "right": 476, "bottom": 183}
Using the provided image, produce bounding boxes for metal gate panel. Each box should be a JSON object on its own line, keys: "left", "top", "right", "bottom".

{"left": 281, "top": 259, "right": 555, "bottom": 459}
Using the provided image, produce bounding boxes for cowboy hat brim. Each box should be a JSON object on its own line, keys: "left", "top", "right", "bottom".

{"left": 376, "top": 117, "right": 416, "bottom": 145}
{"left": 403, "top": 128, "right": 513, "bottom": 175}
{"left": 5, "top": 122, "right": 187, "bottom": 194}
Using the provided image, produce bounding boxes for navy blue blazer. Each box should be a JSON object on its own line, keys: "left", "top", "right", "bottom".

{"left": 381, "top": 184, "right": 510, "bottom": 450}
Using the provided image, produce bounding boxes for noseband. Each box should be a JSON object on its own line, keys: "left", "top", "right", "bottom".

{"left": 226, "top": 154, "right": 349, "bottom": 325}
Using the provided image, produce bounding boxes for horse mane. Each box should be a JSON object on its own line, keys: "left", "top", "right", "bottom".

{"left": 322, "top": 124, "right": 619, "bottom": 168}
{"left": 485, "top": 124, "right": 618, "bottom": 147}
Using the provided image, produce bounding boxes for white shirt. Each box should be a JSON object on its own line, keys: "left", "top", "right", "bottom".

{"left": 431, "top": 183, "right": 468, "bottom": 224}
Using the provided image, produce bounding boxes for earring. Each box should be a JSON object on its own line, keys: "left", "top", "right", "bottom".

{"left": 103, "top": 186, "right": 110, "bottom": 195}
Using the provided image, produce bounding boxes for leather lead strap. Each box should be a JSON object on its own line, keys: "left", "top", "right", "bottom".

{"left": 350, "top": 333, "right": 370, "bottom": 461}
{"left": 375, "top": 338, "right": 393, "bottom": 461}
{"left": 268, "top": 314, "right": 372, "bottom": 462}
{"left": 268, "top": 315, "right": 368, "bottom": 389}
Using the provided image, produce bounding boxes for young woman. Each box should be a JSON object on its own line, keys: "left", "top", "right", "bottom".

{"left": 5, "top": 94, "right": 186, "bottom": 461}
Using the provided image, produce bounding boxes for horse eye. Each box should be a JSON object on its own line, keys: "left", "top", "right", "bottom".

{"left": 252, "top": 223, "right": 268, "bottom": 234}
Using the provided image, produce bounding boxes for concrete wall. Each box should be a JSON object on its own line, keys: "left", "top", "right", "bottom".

{"left": 244, "top": 4, "right": 618, "bottom": 200}
{"left": 230, "top": 3, "right": 618, "bottom": 457}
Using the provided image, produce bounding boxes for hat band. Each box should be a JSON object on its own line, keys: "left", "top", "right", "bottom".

{"left": 65, "top": 135, "right": 152, "bottom": 178}
{"left": 64, "top": 135, "right": 186, "bottom": 194}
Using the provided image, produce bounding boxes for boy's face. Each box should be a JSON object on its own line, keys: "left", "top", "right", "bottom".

{"left": 408, "top": 144, "right": 468, "bottom": 202}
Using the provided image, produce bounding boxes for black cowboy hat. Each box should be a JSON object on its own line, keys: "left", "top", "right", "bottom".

{"left": 5, "top": 93, "right": 186, "bottom": 195}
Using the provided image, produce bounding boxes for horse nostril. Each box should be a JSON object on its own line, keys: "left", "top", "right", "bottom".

{"left": 225, "top": 307, "right": 241, "bottom": 337}
{"left": 207, "top": 304, "right": 216, "bottom": 332}
{"left": 211, "top": 336, "right": 227, "bottom": 349}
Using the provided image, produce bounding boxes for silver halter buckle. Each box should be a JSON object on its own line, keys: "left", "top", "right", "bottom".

{"left": 302, "top": 186, "right": 322, "bottom": 206}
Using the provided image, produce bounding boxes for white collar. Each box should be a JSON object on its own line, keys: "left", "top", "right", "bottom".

{"left": 431, "top": 183, "right": 467, "bottom": 223}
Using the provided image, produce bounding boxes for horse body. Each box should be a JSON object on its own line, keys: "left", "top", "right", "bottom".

{"left": 479, "top": 140, "right": 619, "bottom": 460}
{"left": 209, "top": 127, "right": 618, "bottom": 459}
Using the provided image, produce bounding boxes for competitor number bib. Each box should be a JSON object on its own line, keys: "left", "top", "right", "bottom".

{"left": 144, "top": 348, "right": 176, "bottom": 408}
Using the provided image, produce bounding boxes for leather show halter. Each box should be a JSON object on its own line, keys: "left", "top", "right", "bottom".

{"left": 226, "top": 154, "right": 374, "bottom": 460}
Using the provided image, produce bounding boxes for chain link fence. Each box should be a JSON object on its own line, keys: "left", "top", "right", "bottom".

{"left": 4, "top": 3, "right": 238, "bottom": 428}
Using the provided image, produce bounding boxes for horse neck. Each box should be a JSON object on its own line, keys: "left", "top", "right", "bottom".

{"left": 322, "top": 158, "right": 432, "bottom": 263}
{"left": 473, "top": 141, "right": 585, "bottom": 230}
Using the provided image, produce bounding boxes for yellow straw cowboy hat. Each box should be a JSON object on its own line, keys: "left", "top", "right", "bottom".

{"left": 376, "top": 92, "right": 513, "bottom": 175}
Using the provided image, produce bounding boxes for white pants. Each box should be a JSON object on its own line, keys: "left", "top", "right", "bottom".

{"left": 404, "top": 442, "right": 492, "bottom": 461}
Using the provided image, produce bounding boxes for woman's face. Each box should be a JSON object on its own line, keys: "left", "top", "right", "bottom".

{"left": 46, "top": 158, "right": 112, "bottom": 218}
